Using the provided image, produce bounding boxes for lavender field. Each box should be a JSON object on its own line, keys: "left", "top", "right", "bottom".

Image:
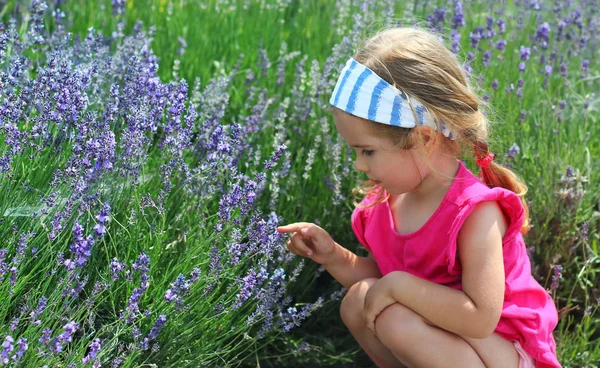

{"left": 0, "top": 0, "right": 598, "bottom": 367}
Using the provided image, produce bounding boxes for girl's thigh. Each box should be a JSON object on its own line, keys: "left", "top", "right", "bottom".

{"left": 374, "top": 303, "right": 521, "bottom": 368}
{"left": 462, "top": 333, "right": 522, "bottom": 368}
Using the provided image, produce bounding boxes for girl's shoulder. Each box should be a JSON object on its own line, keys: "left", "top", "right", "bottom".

{"left": 447, "top": 163, "right": 526, "bottom": 241}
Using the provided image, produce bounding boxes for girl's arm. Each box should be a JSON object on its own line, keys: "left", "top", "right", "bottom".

{"left": 324, "top": 247, "right": 382, "bottom": 289}
{"left": 374, "top": 201, "right": 507, "bottom": 339}
{"left": 277, "top": 222, "right": 382, "bottom": 290}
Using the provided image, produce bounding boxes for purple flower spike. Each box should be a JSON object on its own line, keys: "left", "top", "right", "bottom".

{"left": 580, "top": 59, "right": 589, "bottom": 75}
{"left": 14, "top": 338, "right": 27, "bottom": 361}
{"left": 112, "top": 0, "right": 126, "bottom": 15}
{"left": 507, "top": 143, "right": 520, "bottom": 159}
{"left": 1, "top": 336, "right": 14, "bottom": 365}
{"left": 559, "top": 100, "right": 567, "bottom": 110}
{"left": 69, "top": 223, "right": 95, "bottom": 269}
{"left": 496, "top": 40, "right": 507, "bottom": 51}
{"left": 550, "top": 265, "right": 563, "bottom": 291}
{"left": 60, "top": 321, "right": 79, "bottom": 343}
{"left": 519, "top": 46, "right": 531, "bottom": 61}
{"left": 147, "top": 315, "right": 167, "bottom": 341}
{"left": 82, "top": 338, "right": 101, "bottom": 364}
{"left": 535, "top": 22, "right": 551, "bottom": 49}
{"left": 520, "top": 110, "right": 527, "bottom": 123}
{"left": 451, "top": 1, "right": 465, "bottom": 29}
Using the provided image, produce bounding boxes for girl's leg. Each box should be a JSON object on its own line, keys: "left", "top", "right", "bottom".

{"left": 340, "top": 278, "right": 521, "bottom": 368}
{"left": 340, "top": 278, "right": 406, "bottom": 368}
{"left": 374, "top": 303, "right": 486, "bottom": 367}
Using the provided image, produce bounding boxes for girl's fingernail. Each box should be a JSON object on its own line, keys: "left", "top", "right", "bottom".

{"left": 307, "top": 252, "right": 313, "bottom": 257}
{"left": 300, "top": 228, "right": 308, "bottom": 234}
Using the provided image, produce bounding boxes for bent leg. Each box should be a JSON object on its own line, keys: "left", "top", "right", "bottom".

{"left": 375, "top": 303, "right": 486, "bottom": 368}
{"left": 462, "top": 334, "right": 521, "bottom": 368}
{"left": 340, "top": 278, "right": 406, "bottom": 368}
{"left": 341, "top": 278, "right": 521, "bottom": 368}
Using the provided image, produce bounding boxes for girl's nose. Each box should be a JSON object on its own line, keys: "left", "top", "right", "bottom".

{"left": 354, "top": 158, "right": 368, "bottom": 173}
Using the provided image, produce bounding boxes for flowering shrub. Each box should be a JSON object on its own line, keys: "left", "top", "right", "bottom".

{"left": 0, "top": 0, "right": 366, "bottom": 365}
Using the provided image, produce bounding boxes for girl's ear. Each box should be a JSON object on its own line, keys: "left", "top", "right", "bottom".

{"left": 413, "top": 126, "right": 437, "bottom": 153}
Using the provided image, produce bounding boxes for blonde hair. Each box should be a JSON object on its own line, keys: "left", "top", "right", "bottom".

{"left": 349, "top": 27, "right": 530, "bottom": 233}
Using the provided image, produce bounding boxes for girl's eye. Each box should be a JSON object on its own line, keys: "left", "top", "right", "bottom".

{"left": 361, "top": 150, "right": 374, "bottom": 156}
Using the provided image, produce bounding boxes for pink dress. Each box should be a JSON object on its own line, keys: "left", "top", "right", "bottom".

{"left": 351, "top": 161, "right": 561, "bottom": 368}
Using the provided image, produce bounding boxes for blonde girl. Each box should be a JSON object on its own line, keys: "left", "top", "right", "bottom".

{"left": 278, "top": 28, "right": 561, "bottom": 368}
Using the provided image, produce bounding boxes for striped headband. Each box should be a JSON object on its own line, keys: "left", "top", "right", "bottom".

{"left": 329, "top": 58, "right": 454, "bottom": 139}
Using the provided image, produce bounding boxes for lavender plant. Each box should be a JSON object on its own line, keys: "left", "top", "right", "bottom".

{"left": 0, "top": 1, "right": 362, "bottom": 366}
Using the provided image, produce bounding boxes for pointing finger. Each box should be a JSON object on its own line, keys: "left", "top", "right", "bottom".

{"left": 276, "top": 223, "right": 311, "bottom": 233}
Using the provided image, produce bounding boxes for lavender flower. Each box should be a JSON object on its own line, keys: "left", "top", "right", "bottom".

{"left": 141, "top": 315, "right": 167, "bottom": 350}
{"left": 60, "top": 321, "right": 79, "bottom": 343}
{"left": 13, "top": 338, "right": 27, "bottom": 362}
{"left": 164, "top": 274, "right": 191, "bottom": 309}
{"left": 94, "top": 202, "right": 111, "bottom": 237}
{"left": 560, "top": 62, "right": 568, "bottom": 77}
{"left": 233, "top": 267, "right": 269, "bottom": 309}
{"left": 469, "top": 26, "right": 485, "bottom": 48}
{"left": 496, "top": 18, "right": 506, "bottom": 33}
{"left": 520, "top": 110, "right": 527, "bottom": 123}
{"left": 427, "top": 8, "right": 446, "bottom": 31}
{"left": 68, "top": 223, "right": 95, "bottom": 269}
{"left": 506, "top": 143, "right": 520, "bottom": 159}
{"left": 177, "top": 36, "right": 187, "bottom": 56}
{"left": 125, "top": 253, "right": 151, "bottom": 322}
{"left": 30, "top": 296, "right": 47, "bottom": 325}
{"left": 450, "top": 30, "right": 461, "bottom": 54}
{"left": 109, "top": 258, "right": 125, "bottom": 280}
{"left": 39, "top": 328, "right": 52, "bottom": 347}
{"left": 559, "top": 100, "right": 567, "bottom": 110}
{"left": 581, "top": 221, "right": 589, "bottom": 241}
{"left": 483, "top": 51, "right": 491, "bottom": 67}
{"left": 535, "top": 22, "right": 551, "bottom": 49}
{"left": 82, "top": 339, "right": 101, "bottom": 364}
{"left": 519, "top": 45, "right": 531, "bottom": 60}
{"left": 451, "top": 0, "right": 465, "bottom": 29}
{"left": 1, "top": 336, "right": 14, "bottom": 365}
{"left": 280, "top": 297, "right": 324, "bottom": 332}
{"left": 112, "top": 0, "right": 126, "bottom": 16}
{"left": 550, "top": 265, "right": 563, "bottom": 291}
{"left": 580, "top": 59, "right": 589, "bottom": 75}
{"left": 263, "top": 144, "right": 287, "bottom": 170}
{"left": 9, "top": 317, "right": 19, "bottom": 331}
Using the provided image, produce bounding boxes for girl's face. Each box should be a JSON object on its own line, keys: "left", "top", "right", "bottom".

{"left": 332, "top": 110, "right": 428, "bottom": 195}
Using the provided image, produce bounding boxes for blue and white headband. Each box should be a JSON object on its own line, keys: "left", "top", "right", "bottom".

{"left": 330, "top": 58, "right": 454, "bottom": 139}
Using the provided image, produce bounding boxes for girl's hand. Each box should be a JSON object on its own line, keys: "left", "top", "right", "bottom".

{"left": 276, "top": 222, "right": 337, "bottom": 265}
{"left": 363, "top": 275, "right": 397, "bottom": 335}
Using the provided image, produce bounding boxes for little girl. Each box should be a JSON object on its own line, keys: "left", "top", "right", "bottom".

{"left": 277, "top": 28, "right": 561, "bottom": 368}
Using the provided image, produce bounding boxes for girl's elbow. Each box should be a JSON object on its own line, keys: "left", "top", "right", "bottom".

{"left": 472, "top": 308, "right": 502, "bottom": 339}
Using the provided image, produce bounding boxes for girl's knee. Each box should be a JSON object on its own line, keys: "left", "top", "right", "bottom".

{"left": 375, "top": 303, "right": 425, "bottom": 346}
{"left": 340, "top": 278, "right": 379, "bottom": 328}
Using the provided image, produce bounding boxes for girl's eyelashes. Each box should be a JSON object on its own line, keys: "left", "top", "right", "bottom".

{"left": 361, "top": 150, "right": 374, "bottom": 156}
